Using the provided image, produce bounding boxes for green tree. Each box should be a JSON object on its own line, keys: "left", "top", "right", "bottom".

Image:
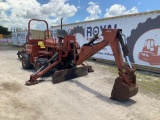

{"left": 0, "top": 26, "right": 11, "bottom": 35}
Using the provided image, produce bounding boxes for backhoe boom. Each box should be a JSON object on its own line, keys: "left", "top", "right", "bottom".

{"left": 76, "top": 29, "right": 138, "bottom": 100}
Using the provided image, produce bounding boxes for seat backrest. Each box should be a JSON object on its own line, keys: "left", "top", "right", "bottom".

{"left": 56, "top": 29, "right": 68, "bottom": 38}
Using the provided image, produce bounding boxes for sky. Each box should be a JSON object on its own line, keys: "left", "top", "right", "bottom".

{"left": 0, "top": 0, "right": 160, "bottom": 31}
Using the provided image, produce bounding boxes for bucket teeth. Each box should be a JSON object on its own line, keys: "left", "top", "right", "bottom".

{"left": 111, "top": 77, "right": 138, "bottom": 101}
{"left": 52, "top": 66, "right": 88, "bottom": 83}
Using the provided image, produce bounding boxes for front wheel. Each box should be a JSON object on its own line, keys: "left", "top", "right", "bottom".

{"left": 22, "top": 54, "right": 33, "bottom": 69}
{"left": 34, "top": 58, "right": 57, "bottom": 77}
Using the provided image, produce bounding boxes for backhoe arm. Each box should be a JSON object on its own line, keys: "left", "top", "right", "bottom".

{"left": 103, "top": 29, "right": 138, "bottom": 100}
{"left": 76, "top": 29, "right": 138, "bottom": 101}
{"left": 76, "top": 35, "right": 109, "bottom": 65}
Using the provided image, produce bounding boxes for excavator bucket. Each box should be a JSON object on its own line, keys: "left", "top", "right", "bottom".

{"left": 111, "top": 77, "right": 138, "bottom": 101}
{"left": 52, "top": 66, "right": 89, "bottom": 83}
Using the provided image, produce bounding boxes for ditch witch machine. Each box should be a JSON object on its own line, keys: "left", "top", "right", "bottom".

{"left": 22, "top": 19, "right": 138, "bottom": 101}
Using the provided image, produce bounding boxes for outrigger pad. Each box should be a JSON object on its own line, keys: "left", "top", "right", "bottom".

{"left": 111, "top": 77, "right": 138, "bottom": 101}
{"left": 52, "top": 66, "right": 88, "bottom": 84}
{"left": 25, "top": 80, "right": 39, "bottom": 86}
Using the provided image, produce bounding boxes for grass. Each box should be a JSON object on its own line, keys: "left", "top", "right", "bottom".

{"left": 0, "top": 43, "right": 12, "bottom": 46}
{"left": 136, "top": 70, "right": 160, "bottom": 98}
{"left": 91, "top": 60, "right": 160, "bottom": 99}
{"left": 0, "top": 43, "right": 24, "bottom": 51}
{"left": 108, "top": 64, "right": 160, "bottom": 99}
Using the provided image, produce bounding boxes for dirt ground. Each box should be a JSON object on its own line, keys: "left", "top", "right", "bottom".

{"left": 0, "top": 45, "right": 160, "bottom": 120}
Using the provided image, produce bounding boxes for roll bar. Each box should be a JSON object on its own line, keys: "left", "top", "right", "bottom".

{"left": 27, "top": 19, "right": 49, "bottom": 43}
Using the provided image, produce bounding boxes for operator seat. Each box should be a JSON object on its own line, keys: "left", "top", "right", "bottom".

{"left": 56, "top": 29, "right": 68, "bottom": 39}
{"left": 55, "top": 29, "right": 68, "bottom": 48}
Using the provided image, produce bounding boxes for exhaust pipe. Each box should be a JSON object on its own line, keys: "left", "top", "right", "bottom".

{"left": 61, "top": 18, "right": 63, "bottom": 30}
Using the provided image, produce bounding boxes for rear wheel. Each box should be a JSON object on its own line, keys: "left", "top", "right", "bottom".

{"left": 22, "top": 54, "right": 33, "bottom": 69}
{"left": 34, "top": 58, "right": 56, "bottom": 77}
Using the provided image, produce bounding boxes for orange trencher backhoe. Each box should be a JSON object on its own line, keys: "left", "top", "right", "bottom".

{"left": 21, "top": 19, "right": 138, "bottom": 101}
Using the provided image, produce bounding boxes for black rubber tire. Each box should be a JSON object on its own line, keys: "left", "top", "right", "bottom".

{"left": 17, "top": 50, "right": 26, "bottom": 60}
{"left": 34, "top": 58, "right": 56, "bottom": 77}
{"left": 22, "top": 54, "right": 33, "bottom": 69}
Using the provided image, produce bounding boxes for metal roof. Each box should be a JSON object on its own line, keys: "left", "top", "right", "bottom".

{"left": 51, "top": 10, "right": 160, "bottom": 28}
